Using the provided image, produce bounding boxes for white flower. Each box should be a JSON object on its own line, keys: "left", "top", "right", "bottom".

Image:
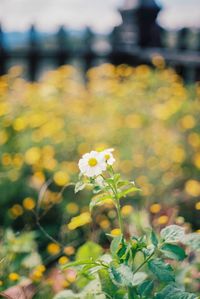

{"left": 78, "top": 151, "right": 107, "bottom": 178}
{"left": 101, "top": 148, "right": 115, "bottom": 165}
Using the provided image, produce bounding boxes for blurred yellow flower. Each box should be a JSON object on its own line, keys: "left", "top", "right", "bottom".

{"left": 53, "top": 171, "right": 69, "bottom": 186}
{"left": 8, "top": 273, "right": 20, "bottom": 281}
{"left": 99, "top": 219, "right": 110, "bottom": 229}
{"left": 47, "top": 243, "right": 61, "bottom": 255}
{"left": 157, "top": 215, "right": 169, "bottom": 225}
{"left": 10, "top": 204, "right": 23, "bottom": 218}
{"left": 23, "top": 197, "right": 36, "bottom": 210}
{"left": 67, "top": 212, "right": 92, "bottom": 230}
{"left": 121, "top": 205, "right": 134, "bottom": 216}
{"left": 185, "top": 180, "right": 200, "bottom": 197}
{"left": 150, "top": 203, "right": 161, "bottom": 214}
{"left": 64, "top": 246, "right": 75, "bottom": 256}
{"left": 58, "top": 256, "right": 69, "bottom": 265}
{"left": 110, "top": 228, "right": 121, "bottom": 236}
{"left": 66, "top": 203, "right": 79, "bottom": 215}
{"left": 25, "top": 147, "right": 41, "bottom": 165}
{"left": 195, "top": 202, "right": 200, "bottom": 210}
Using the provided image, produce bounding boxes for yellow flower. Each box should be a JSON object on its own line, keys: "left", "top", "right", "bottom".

{"left": 157, "top": 215, "right": 169, "bottom": 225}
{"left": 110, "top": 228, "right": 121, "bottom": 236}
{"left": 35, "top": 264, "right": 46, "bottom": 273}
{"left": 47, "top": 243, "right": 61, "bottom": 255}
{"left": 0, "top": 280, "right": 3, "bottom": 286}
{"left": 23, "top": 197, "right": 36, "bottom": 210}
{"left": 99, "top": 219, "right": 110, "bottom": 229}
{"left": 66, "top": 203, "right": 79, "bottom": 215}
{"left": 121, "top": 205, "right": 134, "bottom": 216}
{"left": 8, "top": 273, "right": 20, "bottom": 281}
{"left": 58, "top": 256, "right": 69, "bottom": 265}
{"left": 25, "top": 147, "right": 41, "bottom": 165}
{"left": 195, "top": 202, "right": 200, "bottom": 210}
{"left": 185, "top": 180, "right": 200, "bottom": 197}
{"left": 150, "top": 203, "right": 161, "bottom": 214}
{"left": 64, "top": 246, "right": 75, "bottom": 256}
{"left": 67, "top": 212, "right": 92, "bottom": 230}
{"left": 53, "top": 171, "right": 69, "bottom": 186}
{"left": 10, "top": 204, "right": 23, "bottom": 218}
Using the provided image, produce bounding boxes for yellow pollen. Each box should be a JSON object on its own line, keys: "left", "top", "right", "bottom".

{"left": 88, "top": 158, "right": 97, "bottom": 167}
{"left": 105, "top": 154, "right": 110, "bottom": 160}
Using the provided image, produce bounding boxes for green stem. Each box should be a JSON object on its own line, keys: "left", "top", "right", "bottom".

{"left": 112, "top": 180, "right": 124, "bottom": 236}
{"left": 116, "top": 197, "right": 123, "bottom": 235}
{"left": 133, "top": 252, "right": 154, "bottom": 274}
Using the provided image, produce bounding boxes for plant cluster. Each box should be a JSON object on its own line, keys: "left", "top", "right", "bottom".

{"left": 54, "top": 150, "right": 200, "bottom": 299}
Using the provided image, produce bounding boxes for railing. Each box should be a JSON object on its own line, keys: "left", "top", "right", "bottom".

{"left": 0, "top": 25, "right": 200, "bottom": 83}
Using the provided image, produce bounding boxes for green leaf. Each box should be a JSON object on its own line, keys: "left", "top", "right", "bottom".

{"left": 98, "top": 268, "right": 118, "bottom": 297}
{"left": 155, "top": 284, "right": 198, "bottom": 299}
{"left": 132, "top": 272, "right": 148, "bottom": 287}
{"left": 89, "top": 193, "right": 112, "bottom": 212}
{"left": 161, "top": 243, "right": 187, "bottom": 261}
{"left": 184, "top": 233, "right": 200, "bottom": 251}
{"left": 109, "top": 262, "right": 147, "bottom": 287}
{"left": 75, "top": 181, "right": 86, "bottom": 193}
{"left": 110, "top": 235, "right": 122, "bottom": 257}
{"left": 148, "top": 258, "right": 175, "bottom": 282}
{"left": 118, "top": 184, "right": 140, "bottom": 199}
{"left": 151, "top": 230, "right": 158, "bottom": 247}
{"left": 137, "top": 280, "right": 154, "bottom": 297}
{"left": 161, "top": 225, "right": 185, "bottom": 243}
{"left": 76, "top": 241, "right": 103, "bottom": 261}
{"left": 62, "top": 259, "right": 97, "bottom": 270}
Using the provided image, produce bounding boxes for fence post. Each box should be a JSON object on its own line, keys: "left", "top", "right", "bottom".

{"left": 0, "top": 24, "right": 7, "bottom": 76}
{"left": 28, "top": 25, "right": 40, "bottom": 81}
{"left": 56, "top": 26, "right": 69, "bottom": 66}
{"left": 83, "top": 27, "right": 95, "bottom": 72}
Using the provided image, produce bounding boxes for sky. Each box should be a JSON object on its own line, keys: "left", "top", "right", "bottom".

{"left": 0, "top": 0, "right": 200, "bottom": 32}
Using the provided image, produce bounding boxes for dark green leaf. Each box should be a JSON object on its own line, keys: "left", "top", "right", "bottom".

{"left": 151, "top": 230, "right": 158, "bottom": 247}
{"left": 137, "top": 280, "right": 154, "bottom": 297}
{"left": 161, "top": 243, "right": 187, "bottom": 261}
{"left": 155, "top": 284, "right": 198, "bottom": 299}
{"left": 148, "top": 258, "right": 175, "bottom": 282}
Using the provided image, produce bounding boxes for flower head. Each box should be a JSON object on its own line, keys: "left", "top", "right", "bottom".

{"left": 101, "top": 148, "right": 115, "bottom": 165}
{"left": 78, "top": 150, "right": 107, "bottom": 178}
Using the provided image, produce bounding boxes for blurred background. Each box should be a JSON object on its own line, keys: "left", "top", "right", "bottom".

{"left": 0, "top": 0, "right": 200, "bottom": 81}
{"left": 0, "top": 1, "right": 200, "bottom": 295}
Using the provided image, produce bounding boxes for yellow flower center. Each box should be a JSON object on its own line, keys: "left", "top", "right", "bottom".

{"left": 88, "top": 158, "right": 97, "bottom": 167}
{"left": 105, "top": 154, "right": 110, "bottom": 160}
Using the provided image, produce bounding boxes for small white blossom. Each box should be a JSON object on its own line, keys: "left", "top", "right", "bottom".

{"left": 78, "top": 151, "right": 107, "bottom": 178}
{"left": 101, "top": 148, "right": 115, "bottom": 165}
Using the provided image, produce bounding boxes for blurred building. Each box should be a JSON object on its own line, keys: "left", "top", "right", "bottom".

{"left": 112, "top": 0, "right": 162, "bottom": 51}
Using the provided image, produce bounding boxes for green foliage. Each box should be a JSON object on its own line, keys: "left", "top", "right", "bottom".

{"left": 160, "top": 225, "right": 185, "bottom": 243}
{"left": 155, "top": 284, "right": 198, "bottom": 299}
{"left": 160, "top": 243, "right": 187, "bottom": 261}
{"left": 76, "top": 241, "right": 103, "bottom": 261}
{"left": 148, "top": 258, "right": 175, "bottom": 282}
{"left": 56, "top": 151, "right": 199, "bottom": 298}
